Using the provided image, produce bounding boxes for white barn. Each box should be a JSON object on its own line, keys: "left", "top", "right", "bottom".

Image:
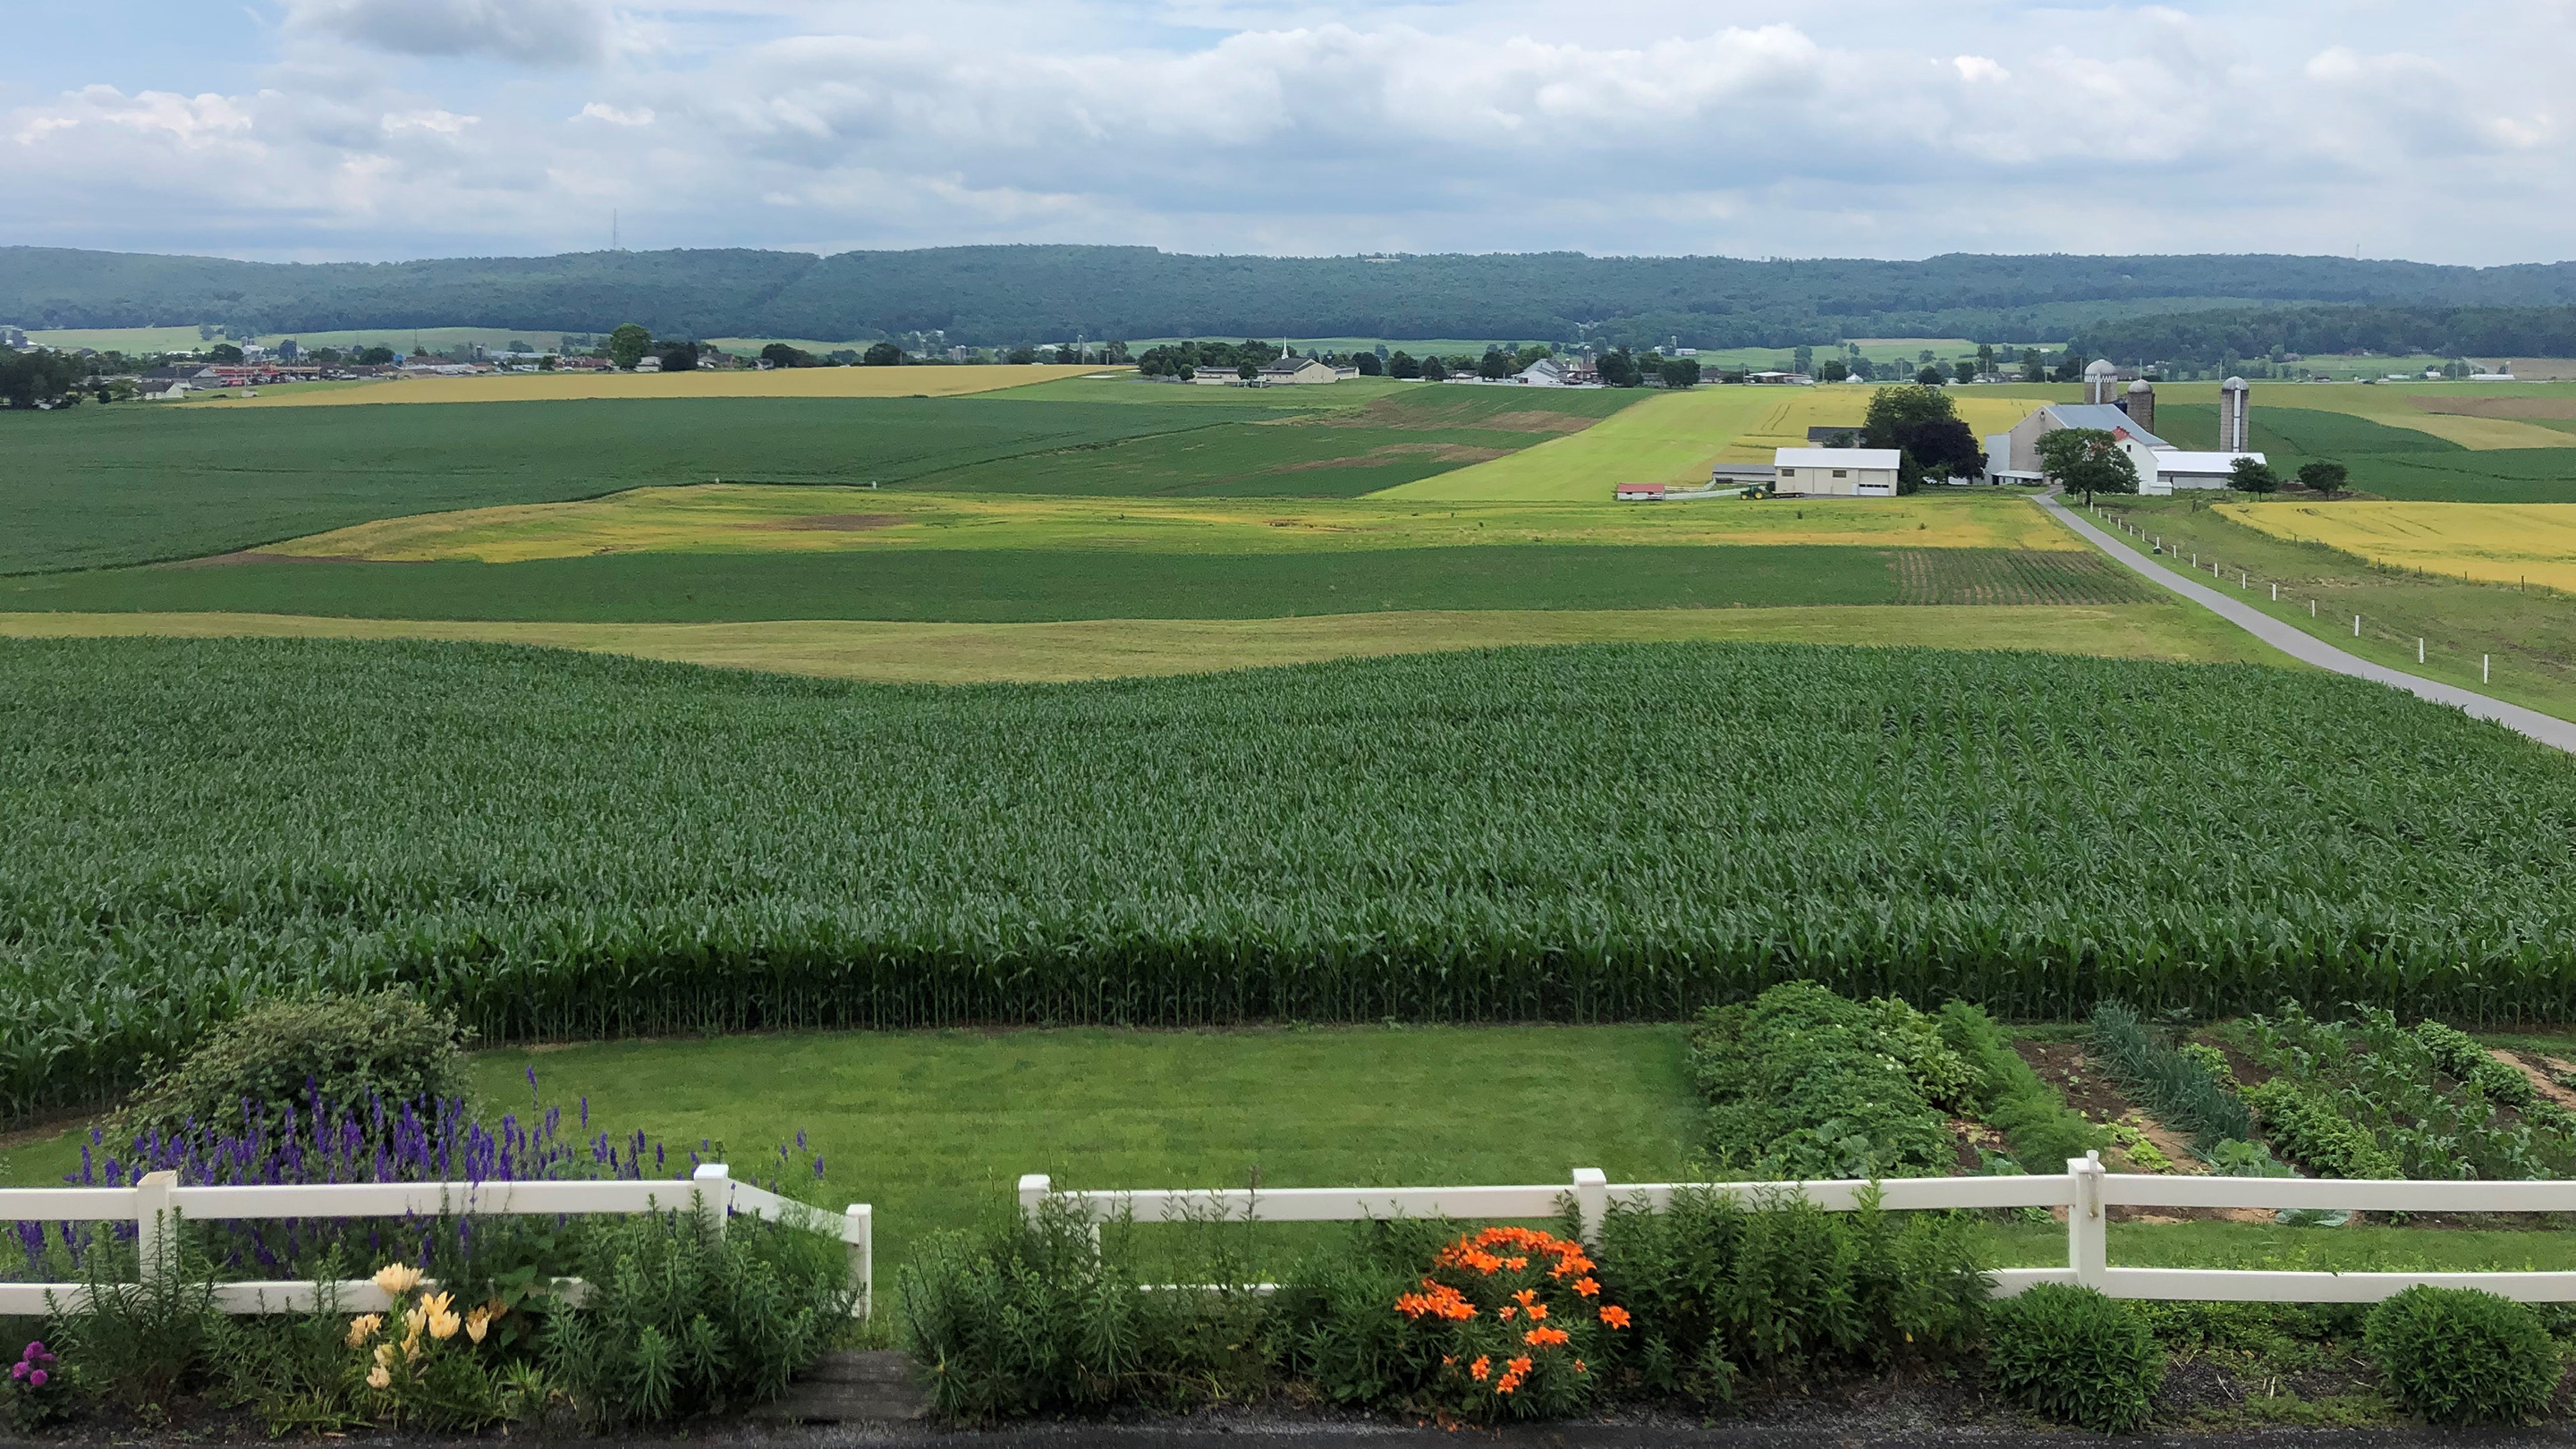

{"left": 1773, "top": 447, "right": 1902, "bottom": 497}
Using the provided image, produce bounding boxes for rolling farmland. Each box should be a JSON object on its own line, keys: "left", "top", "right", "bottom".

{"left": 216, "top": 362, "right": 1100, "bottom": 406}
{"left": 9, "top": 635, "right": 2574, "bottom": 1123}
{"left": 2216, "top": 501, "right": 2576, "bottom": 592}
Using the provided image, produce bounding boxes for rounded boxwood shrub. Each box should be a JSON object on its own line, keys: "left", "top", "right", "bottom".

{"left": 2364, "top": 1285, "right": 2560, "bottom": 1425}
{"left": 1986, "top": 1284, "right": 2163, "bottom": 1433}
{"left": 114, "top": 991, "right": 470, "bottom": 1141}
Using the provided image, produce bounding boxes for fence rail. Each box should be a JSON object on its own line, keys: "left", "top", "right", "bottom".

{"left": 1, "top": 1165, "right": 874, "bottom": 1318}
{"left": 1023, "top": 1153, "right": 2576, "bottom": 1305}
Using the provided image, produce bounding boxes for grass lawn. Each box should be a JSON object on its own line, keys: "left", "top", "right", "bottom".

{"left": 248, "top": 486, "right": 2086, "bottom": 564}
{"left": 0, "top": 545, "right": 2149, "bottom": 623}
{"left": 2084, "top": 494, "right": 2576, "bottom": 724}
{"left": 0, "top": 396, "right": 1284, "bottom": 574}
{"left": 0, "top": 602, "right": 2277, "bottom": 684}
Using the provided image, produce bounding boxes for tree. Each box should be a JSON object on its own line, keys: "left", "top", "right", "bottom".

{"left": 1864, "top": 384, "right": 1982, "bottom": 490}
{"left": 861, "top": 342, "right": 904, "bottom": 367}
{"left": 359, "top": 346, "right": 396, "bottom": 366}
{"left": 1817, "top": 359, "right": 1850, "bottom": 383}
{"left": 1006, "top": 346, "right": 1038, "bottom": 365}
{"left": 506, "top": 339, "right": 533, "bottom": 354}
{"left": 607, "top": 323, "right": 652, "bottom": 370}
{"left": 2021, "top": 354, "right": 2048, "bottom": 384}
{"left": 1977, "top": 343, "right": 1996, "bottom": 377}
{"left": 1659, "top": 358, "right": 1701, "bottom": 388}
{"left": 1915, "top": 364, "right": 1945, "bottom": 386}
{"left": 1387, "top": 350, "right": 1419, "bottom": 379}
{"left": 761, "top": 343, "right": 813, "bottom": 369}
{"left": 2298, "top": 461, "right": 2350, "bottom": 497}
{"left": 657, "top": 340, "right": 700, "bottom": 372}
{"left": 1596, "top": 350, "right": 1640, "bottom": 387}
{"left": 1953, "top": 359, "right": 1977, "bottom": 384}
{"left": 1792, "top": 345, "right": 1813, "bottom": 375}
{"left": 1478, "top": 349, "right": 1513, "bottom": 380}
{"left": 1419, "top": 354, "right": 1448, "bottom": 382}
{"left": 1354, "top": 352, "right": 1384, "bottom": 377}
{"left": 2036, "top": 428, "right": 2140, "bottom": 504}
{"left": 0, "top": 348, "right": 82, "bottom": 408}
{"left": 2226, "top": 457, "right": 2283, "bottom": 496}
{"left": 1104, "top": 341, "right": 1131, "bottom": 364}
{"left": 208, "top": 343, "right": 244, "bottom": 363}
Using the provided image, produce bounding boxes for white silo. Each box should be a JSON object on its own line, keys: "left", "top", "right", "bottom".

{"left": 2220, "top": 377, "right": 2251, "bottom": 452}
{"left": 2084, "top": 357, "right": 2121, "bottom": 405}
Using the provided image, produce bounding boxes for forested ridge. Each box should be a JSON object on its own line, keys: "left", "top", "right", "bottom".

{"left": 2072, "top": 302, "right": 2576, "bottom": 368}
{"left": 9, "top": 243, "right": 2576, "bottom": 350}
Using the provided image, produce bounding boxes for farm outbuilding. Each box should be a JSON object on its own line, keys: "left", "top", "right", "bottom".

{"left": 1772, "top": 447, "right": 1901, "bottom": 496}
{"left": 1613, "top": 483, "right": 1667, "bottom": 501}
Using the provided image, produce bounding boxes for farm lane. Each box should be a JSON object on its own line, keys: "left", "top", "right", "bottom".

{"left": 2035, "top": 491, "right": 2576, "bottom": 754}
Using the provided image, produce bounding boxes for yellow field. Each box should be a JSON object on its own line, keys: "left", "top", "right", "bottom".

{"left": 261, "top": 485, "right": 2086, "bottom": 563}
{"left": 0, "top": 603, "right": 2278, "bottom": 685}
{"left": 2218, "top": 501, "right": 2576, "bottom": 591}
{"left": 1380, "top": 386, "right": 2042, "bottom": 502}
{"left": 208, "top": 364, "right": 1103, "bottom": 408}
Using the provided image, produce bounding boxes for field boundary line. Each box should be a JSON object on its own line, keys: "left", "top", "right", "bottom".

{"left": 2034, "top": 491, "right": 2576, "bottom": 754}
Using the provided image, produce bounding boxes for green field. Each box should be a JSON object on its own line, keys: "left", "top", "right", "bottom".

{"left": 11, "top": 634, "right": 2576, "bottom": 1123}
{"left": 0, "top": 545, "right": 2150, "bottom": 622}
{"left": 0, "top": 395, "right": 1287, "bottom": 572}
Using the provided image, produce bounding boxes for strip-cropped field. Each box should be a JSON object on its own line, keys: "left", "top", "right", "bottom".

{"left": 213, "top": 362, "right": 1101, "bottom": 406}
{"left": 0, "top": 395, "right": 1279, "bottom": 573}
{"left": 249, "top": 486, "right": 2085, "bottom": 562}
{"left": 8, "top": 635, "right": 2572, "bottom": 1122}
{"left": 2216, "top": 501, "right": 2576, "bottom": 592}
{"left": 0, "top": 544, "right": 2149, "bottom": 622}
{"left": 0, "top": 603, "right": 2272, "bottom": 683}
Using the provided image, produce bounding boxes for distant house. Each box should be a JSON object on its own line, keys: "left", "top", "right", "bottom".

{"left": 1613, "top": 483, "right": 1667, "bottom": 501}
{"left": 558, "top": 356, "right": 612, "bottom": 371}
{"left": 1516, "top": 358, "right": 1569, "bottom": 386}
{"left": 1258, "top": 353, "right": 1358, "bottom": 385}
{"left": 141, "top": 380, "right": 193, "bottom": 402}
{"left": 1773, "top": 447, "right": 1902, "bottom": 496}
{"left": 1562, "top": 355, "right": 1599, "bottom": 385}
{"left": 1749, "top": 370, "right": 1814, "bottom": 386}
{"left": 2129, "top": 447, "right": 2269, "bottom": 495}
{"left": 1191, "top": 366, "right": 1243, "bottom": 386}
{"left": 635, "top": 357, "right": 664, "bottom": 373}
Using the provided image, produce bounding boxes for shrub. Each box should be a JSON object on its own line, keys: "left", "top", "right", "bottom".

{"left": 1267, "top": 1218, "right": 1456, "bottom": 1407}
{"left": 1598, "top": 1191, "right": 1985, "bottom": 1405}
{"left": 894, "top": 1199, "right": 1263, "bottom": 1422}
{"left": 1939, "top": 1002, "right": 2106, "bottom": 1172}
{"left": 543, "top": 1210, "right": 852, "bottom": 1426}
{"left": 1691, "top": 984, "right": 1959, "bottom": 1179}
{"left": 2363, "top": 1286, "right": 2560, "bottom": 1425}
{"left": 114, "top": 992, "right": 469, "bottom": 1143}
{"left": 1987, "top": 1284, "right": 2162, "bottom": 1433}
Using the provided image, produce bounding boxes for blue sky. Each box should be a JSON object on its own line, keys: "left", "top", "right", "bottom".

{"left": 4, "top": 2, "right": 2568, "bottom": 265}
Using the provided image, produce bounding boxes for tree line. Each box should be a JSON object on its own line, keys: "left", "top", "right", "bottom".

{"left": 14, "top": 243, "right": 2576, "bottom": 354}
{"left": 2073, "top": 304, "right": 2576, "bottom": 370}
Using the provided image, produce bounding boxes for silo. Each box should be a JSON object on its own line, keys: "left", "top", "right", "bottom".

{"left": 2124, "top": 377, "right": 2156, "bottom": 434}
{"left": 2220, "top": 377, "right": 2250, "bottom": 452}
{"left": 2085, "top": 357, "right": 2121, "bottom": 405}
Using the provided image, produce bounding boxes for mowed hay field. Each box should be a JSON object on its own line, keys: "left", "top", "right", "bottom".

{"left": 11, "top": 633, "right": 2576, "bottom": 1124}
{"left": 2217, "top": 501, "right": 2576, "bottom": 592}
{"left": 1384, "top": 386, "right": 2047, "bottom": 500}
{"left": 217, "top": 362, "right": 1103, "bottom": 406}
{"left": 0, "top": 603, "right": 2273, "bottom": 683}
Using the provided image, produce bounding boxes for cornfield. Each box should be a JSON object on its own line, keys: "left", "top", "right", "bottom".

{"left": 6, "top": 635, "right": 2575, "bottom": 1123}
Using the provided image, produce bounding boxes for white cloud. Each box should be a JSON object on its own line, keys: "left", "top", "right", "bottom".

{"left": 284, "top": 0, "right": 617, "bottom": 67}
{"left": 4, "top": 2, "right": 2574, "bottom": 264}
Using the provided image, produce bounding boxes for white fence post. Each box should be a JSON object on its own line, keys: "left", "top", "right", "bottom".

{"left": 691, "top": 1163, "right": 730, "bottom": 1240}
{"left": 134, "top": 1170, "right": 178, "bottom": 1286}
{"left": 1017, "top": 1174, "right": 1051, "bottom": 1225}
{"left": 2068, "top": 1154, "right": 2107, "bottom": 1292}
{"left": 1572, "top": 1168, "right": 1608, "bottom": 1248}
{"left": 844, "top": 1203, "right": 873, "bottom": 1320}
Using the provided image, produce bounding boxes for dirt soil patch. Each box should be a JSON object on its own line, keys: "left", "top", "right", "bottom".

{"left": 2013, "top": 1040, "right": 2130, "bottom": 1119}
{"left": 764, "top": 513, "right": 907, "bottom": 532}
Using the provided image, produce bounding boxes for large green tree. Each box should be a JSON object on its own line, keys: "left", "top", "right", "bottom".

{"left": 607, "top": 323, "right": 652, "bottom": 370}
{"left": 2298, "top": 461, "right": 2350, "bottom": 497}
{"left": 2227, "top": 457, "right": 2283, "bottom": 496}
{"left": 2037, "top": 428, "right": 2140, "bottom": 504}
{"left": 1865, "top": 385, "right": 1983, "bottom": 490}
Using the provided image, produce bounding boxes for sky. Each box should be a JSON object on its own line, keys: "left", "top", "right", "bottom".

{"left": 3, "top": 1, "right": 2569, "bottom": 266}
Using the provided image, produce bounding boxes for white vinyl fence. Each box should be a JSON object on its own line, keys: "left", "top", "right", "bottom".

{"left": 0, "top": 1165, "right": 874, "bottom": 1318}
{"left": 1024, "top": 1152, "right": 2576, "bottom": 1304}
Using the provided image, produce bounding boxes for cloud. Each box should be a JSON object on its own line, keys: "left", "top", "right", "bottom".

{"left": 284, "top": 0, "right": 617, "bottom": 67}
{"left": 4, "top": 2, "right": 2574, "bottom": 264}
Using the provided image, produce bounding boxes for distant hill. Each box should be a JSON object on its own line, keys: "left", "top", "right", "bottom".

{"left": 8, "top": 244, "right": 2576, "bottom": 352}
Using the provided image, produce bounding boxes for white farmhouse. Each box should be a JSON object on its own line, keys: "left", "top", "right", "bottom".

{"left": 1773, "top": 447, "right": 1902, "bottom": 497}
